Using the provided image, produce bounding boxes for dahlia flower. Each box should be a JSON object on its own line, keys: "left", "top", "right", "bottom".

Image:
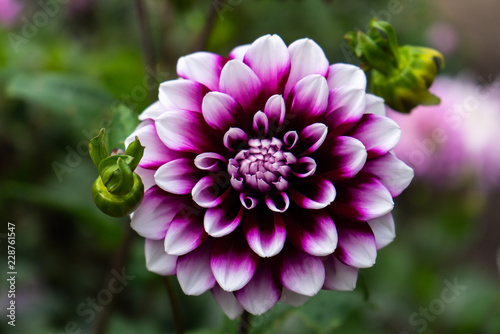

{"left": 387, "top": 76, "right": 500, "bottom": 190}
{"left": 126, "top": 35, "right": 413, "bottom": 318}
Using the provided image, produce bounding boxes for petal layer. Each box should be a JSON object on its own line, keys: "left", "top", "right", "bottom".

{"left": 329, "top": 175, "right": 394, "bottom": 221}
{"left": 177, "top": 52, "right": 226, "bottom": 91}
{"left": 210, "top": 236, "right": 259, "bottom": 292}
{"left": 335, "top": 222, "right": 377, "bottom": 268}
{"left": 145, "top": 239, "right": 177, "bottom": 276}
{"left": 284, "top": 38, "right": 329, "bottom": 98}
{"left": 243, "top": 209, "right": 286, "bottom": 258}
{"left": 234, "top": 262, "right": 281, "bottom": 315}
{"left": 285, "top": 209, "right": 338, "bottom": 256}
{"left": 244, "top": 34, "right": 291, "bottom": 96}
{"left": 323, "top": 255, "right": 358, "bottom": 291}
{"left": 176, "top": 241, "right": 216, "bottom": 295}
{"left": 131, "top": 187, "right": 185, "bottom": 239}
{"left": 159, "top": 79, "right": 209, "bottom": 113}
{"left": 280, "top": 247, "right": 325, "bottom": 296}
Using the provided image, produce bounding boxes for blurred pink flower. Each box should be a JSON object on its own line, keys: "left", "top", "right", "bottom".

{"left": 0, "top": 0, "right": 22, "bottom": 27}
{"left": 427, "top": 22, "right": 459, "bottom": 56}
{"left": 387, "top": 76, "right": 500, "bottom": 190}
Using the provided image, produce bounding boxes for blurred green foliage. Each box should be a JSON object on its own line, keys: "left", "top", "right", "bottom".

{"left": 0, "top": 0, "right": 498, "bottom": 334}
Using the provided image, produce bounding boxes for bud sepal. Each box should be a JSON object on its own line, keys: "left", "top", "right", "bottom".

{"left": 345, "top": 18, "right": 445, "bottom": 113}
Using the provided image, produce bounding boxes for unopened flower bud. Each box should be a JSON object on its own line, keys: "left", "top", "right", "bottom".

{"left": 346, "top": 19, "right": 444, "bottom": 113}
{"left": 89, "top": 129, "right": 145, "bottom": 217}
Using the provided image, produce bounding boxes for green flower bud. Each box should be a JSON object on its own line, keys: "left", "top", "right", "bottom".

{"left": 345, "top": 19, "right": 444, "bottom": 113}
{"left": 89, "top": 129, "right": 145, "bottom": 218}
{"left": 92, "top": 173, "right": 144, "bottom": 218}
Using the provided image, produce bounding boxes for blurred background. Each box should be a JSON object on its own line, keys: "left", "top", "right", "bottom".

{"left": 1, "top": 0, "right": 499, "bottom": 333}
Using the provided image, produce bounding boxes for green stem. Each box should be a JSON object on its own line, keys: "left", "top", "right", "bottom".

{"left": 237, "top": 311, "right": 252, "bottom": 334}
{"left": 192, "top": 1, "right": 218, "bottom": 52}
{"left": 93, "top": 225, "right": 135, "bottom": 334}
{"left": 164, "top": 276, "right": 185, "bottom": 334}
{"left": 133, "top": 0, "right": 157, "bottom": 102}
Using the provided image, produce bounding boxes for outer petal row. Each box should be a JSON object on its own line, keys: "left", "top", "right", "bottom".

{"left": 243, "top": 34, "right": 291, "bottom": 97}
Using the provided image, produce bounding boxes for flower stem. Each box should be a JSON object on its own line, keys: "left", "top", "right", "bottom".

{"left": 93, "top": 225, "right": 135, "bottom": 334}
{"left": 191, "top": 1, "right": 218, "bottom": 52}
{"left": 237, "top": 311, "right": 252, "bottom": 334}
{"left": 133, "top": 0, "right": 157, "bottom": 102}
{"left": 163, "top": 276, "right": 185, "bottom": 334}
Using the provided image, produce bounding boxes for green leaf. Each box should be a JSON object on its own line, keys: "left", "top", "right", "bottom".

{"left": 107, "top": 104, "right": 139, "bottom": 151}
{"left": 98, "top": 155, "right": 134, "bottom": 185}
{"left": 371, "top": 19, "right": 400, "bottom": 65}
{"left": 89, "top": 129, "right": 109, "bottom": 168}
{"left": 5, "top": 72, "right": 114, "bottom": 119}
{"left": 107, "top": 157, "right": 134, "bottom": 195}
{"left": 125, "top": 137, "right": 145, "bottom": 172}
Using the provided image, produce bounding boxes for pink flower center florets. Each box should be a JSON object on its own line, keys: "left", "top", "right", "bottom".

{"left": 228, "top": 137, "right": 296, "bottom": 193}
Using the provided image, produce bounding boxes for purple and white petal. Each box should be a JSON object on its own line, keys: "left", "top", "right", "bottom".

{"left": 347, "top": 114, "right": 402, "bottom": 158}
{"left": 177, "top": 52, "right": 227, "bottom": 91}
{"left": 244, "top": 34, "right": 291, "bottom": 96}
{"left": 138, "top": 101, "right": 166, "bottom": 121}
{"left": 264, "top": 94, "right": 286, "bottom": 132}
{"left": 364, "top": 93, "right": 386, "bottom": 116}
{"left": 204, "top": 195, "right": 243, "bottom": 237}
{"left": 223, "top": 127, "right": 248, "bottom": 152}
{"left": 289, "top": 178, "right": 336, "bottom": 210}
{"left": 211, "top": 285, "right": 244, "bottom": 320}
{"left": 134, "top": 166, "right": 156, "bottom": 191}
{"left": 154, "top": 158, "right": 199, "bottom": 195}
{"left": 323, "top": 255, "right": 358, "bottom": 291}
{"left": 228, "top": 44, "right": 250, "bottom": 61}
{"left": 329, "top": 175, "right": 394, "bottom": 222}
{"left": 283, "top": 130, "right": 298, "bottom": 150}
{"left": 284, "top": 38, "right": 329, "bottom": 98}
{"left": 367, "top": 213, "right": 395, "bottom": 250}
{"left": 164, "top": 212, "right": 208, "bottom": 256}
{"left": 362, "top": 153, "right": 414, "bottom": 197}
{"left": 265, "top": 192, "right": 290, "bottom": 213}
{"left": 279, "top": 288, "right": 310, "bottom": 307}
{"left": 324, "top": 87, "right": 366, "bottom": 135}
{"left": 210, "top": 236, "right": 260, "bottom": 291}
{"left": 192, "top": 175, "right": 231, "bottom": 208}
{"left": 234, "top": 262, "right": 281, "bottom": 315}
{"left": 176, "top": 241, "right": 216, "bottom": 295}
{"left": 131, "top": 187, "right": 185, "bottom": 239}
{"left": 315, "top": 136, "right": 367, "bottom": 182}
{"left": 243, "top": 210, "right": 286, "bottom": 258}
{"left": 145, "top": 239, "right": 177, "bottom": 276}
{"left": 202, "top": 92, "right": 242, "bottom": 133}
{"left": 156, "top": 110, "right": 216, "bottom": 153}
{"left": 252, "top": 111, "right": 269, "bottom": 137}
{"left": 292, "top": 156, "right": 317, "bottom": 178}
{"left": 240, "top": 193, "right": 259, "bottom": 210}
{"left": 285, "top": 209, "right": 338, "bottom": 256}
{"left": 125, "top": 120, "right": 183, "bottom": 169}
{"left": 220, "top": 60, "right": 264, "bottom": 113}
{"left": 335, "top": 222, "right": 377, "bottom": 268}
{"left": 326, "top": 63, "right": 367, "bottom": 90}
{"left": 194, "top": 152, "right": 227, "bottom": 172}
{"left": 295, "top": 123, "right": 328, "bottom": 156}
{"left": 159, "top": 79, "right": 209, "bottom": 113}
{"left": 289, "top": 74, "right": 329, "bottom": 120}
{"left": 280, "top": 247, "right": 325, "bottom": 296}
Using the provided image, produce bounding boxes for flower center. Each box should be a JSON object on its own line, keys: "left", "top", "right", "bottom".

{"left": 228, "top": 137, "right": 297, "bottom": 193}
